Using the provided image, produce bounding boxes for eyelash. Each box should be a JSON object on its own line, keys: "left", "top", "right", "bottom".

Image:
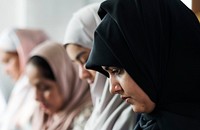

{"left": 38, "top": 85, "right": 50, "bottom": 91}
{"left": 78, "top": 55, "right": 88, "bottom": 65}
{"left": 110, "top": 68, "right": 122, "bottom": 75}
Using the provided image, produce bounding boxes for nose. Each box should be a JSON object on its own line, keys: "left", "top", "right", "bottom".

{"left": 78, "top": 64, "right": 90, "bottom": 80}
{"left": 35, "top": 89, "right": 42, "bottom": 102}
{"left": 4, "top": 65, "right": 11, "bottom": 75}
{"left": 109, "top": 76, "right": 122, "bottom": 94}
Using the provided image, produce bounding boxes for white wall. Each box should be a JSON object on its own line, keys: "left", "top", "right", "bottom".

{"left": 25, "top": 0, "right": 87, "bottom": 42}
{"left": 0, "top": 0, "right": 25, "bottom": 30}
{"left": 0, "top": 0, "right": 103, "bottom": 42}
{"left": 0, "top": 0, "right": 191, "bottom": 42}
{"left": 182, "top": 0, "right": 191, "bottom": 9}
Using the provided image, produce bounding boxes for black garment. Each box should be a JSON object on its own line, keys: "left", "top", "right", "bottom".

{"left": 86, "top": 0, "right": 200, "bottom": 129}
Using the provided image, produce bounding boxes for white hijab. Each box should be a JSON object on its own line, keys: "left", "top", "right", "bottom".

{"left": 64, "top": 3, "right": 137, "bottom": 130}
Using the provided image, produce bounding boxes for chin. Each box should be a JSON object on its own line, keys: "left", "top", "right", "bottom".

{"left": 132, "top": 106, "right": 144, "bottom": 113}
{"left": 87, "top": 80, "right": 94, "bottom": 84}
{"left": 44, "top": 109, "right": 54, "bottom": 115}
{"left": 12, "top": 75, "right": 20, "bottom": 81}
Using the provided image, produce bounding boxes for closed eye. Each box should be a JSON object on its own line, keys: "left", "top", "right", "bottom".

{"left": 103, "top": 66, "right": 123, "bottom": 76}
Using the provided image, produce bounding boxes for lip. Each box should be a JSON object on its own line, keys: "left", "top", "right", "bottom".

{"left": 40, "top": 102, "right": 49, "bottom": 110}
{"left": 87, "top": 79, "right": 94, "bottom": 84}
{"left": 121, "top": 95, "right": 131, "bottom": 102}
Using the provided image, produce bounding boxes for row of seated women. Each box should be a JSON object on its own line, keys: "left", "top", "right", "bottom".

{"left": 0, "top": 3, "right": 136, "bottom": 130}
{"left": 1, "top": 0, "right": 200, "bottom": 129}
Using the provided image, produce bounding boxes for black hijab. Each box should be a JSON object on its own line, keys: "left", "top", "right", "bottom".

{"left": 86, "top": 0, "right": 200, "bottom": 129}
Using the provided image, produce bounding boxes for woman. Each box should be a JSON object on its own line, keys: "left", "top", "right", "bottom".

{"left": 64, "top": 3, "right": 136, "bottom": 130}
{"left": 0, "top": 28, "right": 48, "bottom": 130}
{"left": 86, "top": 0, "right": 200, "bottom": 129}
{"left": 26, "top": 41, "right": 92, "bottom": 130}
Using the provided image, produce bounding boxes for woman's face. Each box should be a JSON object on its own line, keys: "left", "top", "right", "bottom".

{"left": 26, "top": 63, "right": 65, "bottom": 115}
{"left": 66, "top": 44, "right": 96, "bottom": 85}
{"left": 103, "top": 66, "right": 155, "bottom": 113}
{"left": 0, "top": 50, "right": 21, "bottom": 81}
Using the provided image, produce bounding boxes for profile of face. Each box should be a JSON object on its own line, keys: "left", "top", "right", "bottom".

{"left": 66, "top": 44, "right": 96, "bottom": 84}
{"left": 0, "top": 50, "right": 21, "bottom": 81}
{"left": 26, "top": 63, "right": 65, "bottom": 115}
{"left": 102, "top": 66, "right": 155, "bottom": 113}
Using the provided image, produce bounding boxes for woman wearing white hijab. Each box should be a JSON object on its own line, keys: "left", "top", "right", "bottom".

{"left": 0, "top": 28, "right": 49, "bottom": 130}
{"left": 64, "top": 3, "right": 137, "bottom": 130}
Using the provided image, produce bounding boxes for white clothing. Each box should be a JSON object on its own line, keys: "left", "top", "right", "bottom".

{"left": 0, "top": 75, "right": 37, "bottom": 130}
{"left": 0, "top": 90, "right": 6, "bottom": 117}
{"left": 64, "top": 3, "right": 137, "bottom": 129}
{"left": 84, "top": 73, "right": 137, "bottom": 130}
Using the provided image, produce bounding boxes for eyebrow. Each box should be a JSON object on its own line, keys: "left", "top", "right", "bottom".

{"left": 75, "top": 51, "right": 87, "bottom": 61}
{"left": 103, "top": 66, "right": 110, "bottom": 71}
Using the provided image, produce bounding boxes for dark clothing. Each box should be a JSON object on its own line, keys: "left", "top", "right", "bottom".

{"left": 86, "top": 0, "right": 200, "bottom": 129}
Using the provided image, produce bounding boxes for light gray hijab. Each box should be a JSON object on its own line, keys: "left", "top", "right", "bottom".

{"left": 64, "top": 3, "right": 137, "bottom": 130}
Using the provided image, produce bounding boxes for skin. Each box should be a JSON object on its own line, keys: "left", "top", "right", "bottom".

{"left": 66, "top": 44, "right": 96, "bottom": 84}
{"left": 0, "top": 50, "right": 21, "bottom": 81}
{"left": 192, "top": 0, "right": 200, "bottom": 13}
{"left": 102, "top": 66, "right": 155, "bottom": 113}
{"left": 26, "top": 63, "right": 65, "bottom": 115}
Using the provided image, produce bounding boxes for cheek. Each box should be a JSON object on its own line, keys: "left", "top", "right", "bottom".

{"left": 47, "top": 89, "right": 63, "bottom": 105}
{"left": 43, "top": 91, "right": 51, "bottom": 101}
{"left": 13, "top": 63, "right": 20, "bottom": 73}
{"left": 13, "top": 59, "right": 20, "bottom": 70}
{"left": 52, "top": 91, "right": 65, "bottom": 111}
{"left": 90, "top": 70, "right": 96, "bottom": 78}
{"left": 118, "top": 76, "right": 135, "bottom": 94}
{"left": 9, "top": 59, "right": 20, "bottom": 72}
{"left": 4, "top": 61, "right": 20, "bottom": 80}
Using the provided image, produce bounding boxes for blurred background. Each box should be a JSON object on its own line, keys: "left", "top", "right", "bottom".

{"left": 0, "top": 0, "right": 191, "bottom": 42}
{"left": 0, "top": 0, "right": 103, "bottom": 42}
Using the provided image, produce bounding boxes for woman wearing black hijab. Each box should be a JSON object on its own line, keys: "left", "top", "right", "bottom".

{"left": 86, "top": 0, "right": 200, "bottom": 129}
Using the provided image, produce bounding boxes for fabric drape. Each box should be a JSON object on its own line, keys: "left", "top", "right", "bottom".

{"left": 0, "top": 28, "right": 48, "bottom": 130}
{"left": 86, "top": 0, "right": 200, "bottom": 129}
{"left": 64, "top": 3, "right": 136, "bottom": 130}
{"left": 30, "top": 41, "right": 92, "bottom": 130}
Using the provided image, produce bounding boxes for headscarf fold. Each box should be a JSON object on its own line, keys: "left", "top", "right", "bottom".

{"left": 64, "top": 3, "right": 101, "bottom": 49}
{"left": 30, "top": 41, "right": 92, "bottom": 130}
{"left": 64, "top": 3, "right": 136, "bottom": 130}
{"left": 86, "top": 0, "right": 200, "bottom": 129}
{"left": 0, "top": 28, "right": 49, "bottom": 73}
{"left": 0, "top": 28, "right": 49, "bottom": 130}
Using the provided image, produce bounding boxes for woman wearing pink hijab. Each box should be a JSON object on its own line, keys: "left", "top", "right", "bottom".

{"left": 0, "top": 28, "right": 49, "bottom": 130}
{"left": 26, "top": 41, "right": 92, "bottom": 130}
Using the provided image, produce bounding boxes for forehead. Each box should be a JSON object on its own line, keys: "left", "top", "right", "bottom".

{"left": 66, "top": 44, "right": 90, "bottom": 60}
{"left": 0, "top": 50, "right": 18, "bottom": 60}
{"left": 26, "top": 63, "right": 42, "bottom": 79}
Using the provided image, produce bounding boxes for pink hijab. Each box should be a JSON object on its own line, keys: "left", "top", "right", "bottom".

{"left": 30, "top": 41, "right": 92, "bottom": 130}
{"left": 0, "top": 28, "right": 49, "bottom": 74}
